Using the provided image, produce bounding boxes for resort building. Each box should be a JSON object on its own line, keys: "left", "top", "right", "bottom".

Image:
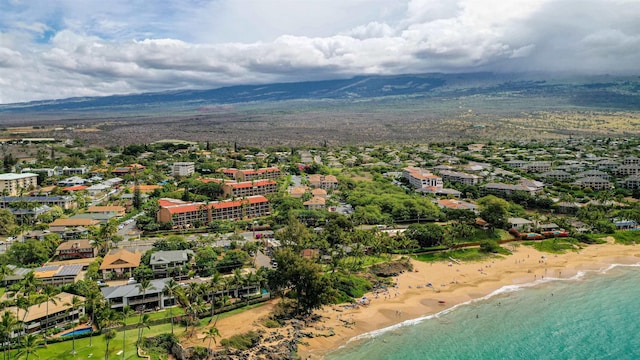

{"left": 523, "top": 162, "right": 552, "bottom": 173}
{"left": 0, "top": 195, "right": 76, "bottom": 210}
{"left": 540, "top": 170, "right": 573, "bottom": 182}
{"left": 438, "top": 170, "right": 483, "bottom": 186}
{"left": 402, "top": 167, "right": 443, "bottom": 189}
{"left": 303, "top": 196, "right": 326, "bottom": 210}
{"left": 157, "top": 195, "right": 271, "bottom": 228}
{"left": 149, "top": 250, "right": 194, "bottom": 278}
{"left": 86, "top": 205, "right": 126, "bottom": 217}
{"left": 7, "top": 292, "right": 85, "bottom": 337}
{"left": 62, "top": 166, "right": 89, "bottom": 175}
{"left": 99, "top": 249, "right": 142, "bottom": 280}
{"left": 0, "top": 173, "right": 38, "bottom": 196}
{"left": 620, "top": 175, "right": 640, "bottom": 189}
{"left": 172, "top": 162, "right": 195, "bottom": 177}
{"left": 308, "top": 174, "right": 339, "bottom": 190}
{"left": 218, "top": 167, "right": 281, "bottom": 181}
{"left": 222, "top": 179, "right": 278, "bottom": 198}
{"left": 616, "top": 164, "right": 640, "bottom": 177}
{"left": 574, "top": 176, "right": 613, "bottom": 191}
{"left": 101, "top": 278, "right": 173, "bottom": 311}
{"left": 55, "top": 239, "right": 96, "bottom": 260}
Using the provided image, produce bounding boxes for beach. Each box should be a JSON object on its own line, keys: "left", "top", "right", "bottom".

{"left": 298, "top": 239, "right": 640, "bottom": 359}
{"left": 179, "top": 240, "right": 640, "bottom": 359}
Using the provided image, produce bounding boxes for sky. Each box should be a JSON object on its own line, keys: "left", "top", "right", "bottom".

{"left": 1, "top": 0, "right": 639, "bottom": 104}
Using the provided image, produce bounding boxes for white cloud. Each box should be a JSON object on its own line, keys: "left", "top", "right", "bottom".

{"left": 0, "top": 0, "right": 639, "bottom": 103}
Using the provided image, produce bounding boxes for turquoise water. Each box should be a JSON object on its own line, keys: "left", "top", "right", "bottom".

{"left": 60, "top": 327, "right": 92, "bottom": 337}
{"left": 326, "top": 264, "right": 640, "bottom": 360}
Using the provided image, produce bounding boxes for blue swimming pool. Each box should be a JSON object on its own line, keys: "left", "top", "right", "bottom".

{"left": 60, "top": 327, "right": 92, "bottom": 337}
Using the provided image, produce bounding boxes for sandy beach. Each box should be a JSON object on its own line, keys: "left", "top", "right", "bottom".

{"left": 179, "top": 240, "right": 640, "bottom": 359}
{"left": 298, "top": 240, "right": 640, "bottom": 359}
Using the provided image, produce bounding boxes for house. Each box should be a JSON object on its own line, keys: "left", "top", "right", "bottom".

{"left": 574, "top": 176, "right": 613, "bottom": 191}
{"left": 49, "top": 218, "right": 100, "bottom": 229}
{"left": 0, "top": 173, "right": 38, "bottom": 196}
{"left": 55, "top": 239, "right": 96, "bottom": 260}
{"left": 438, "top": 170, "right": 483, "bottom": 186}
{"left": 436, "top": 199, "right": 478, "bottom": 213}
{"left": 99, "top": 249, "right": 142, "bottom": 280}
{"left": 57, "top": 176, "right": 87, "bottom": 187}
{"left": 86, "top": 205, "right": 126, "bottom": 217}
{"left": 62, "top": 166, "right": 88, "bottom": 175}
{"left": 0, "top": 195, "right": 76, "bottom": 211}
{"left": 289, "top": 186, "right": 308, "bottom": 198}
{"left": 101, "top": 278, "right": 173, "bottom": 311}
{"left": 33, "top": 264, "right": 84, "bottom": 286}
{"left": 311, "top": 188, "right": 328, "bottom": 199}
{"left": 507, "top": 217, "right": 534, "bottom": 232}
{"left": 6, "top": 292, "right": 85, "bottom": 337}
{"left": 149, "top": 250, "right": 194, "bottom": 278}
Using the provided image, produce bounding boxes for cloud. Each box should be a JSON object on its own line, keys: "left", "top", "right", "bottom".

{"left": 0, "top": 0, "right": 639, "bottom": 104}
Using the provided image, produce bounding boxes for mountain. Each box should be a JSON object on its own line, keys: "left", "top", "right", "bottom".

{"left": 2, "top": 72, "right": 639, "bottom": 114}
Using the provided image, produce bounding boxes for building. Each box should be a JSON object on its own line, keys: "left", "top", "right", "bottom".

{"left": 0, "top": 195, "right": 76, "bottom": 210}
{"left": 482, "top": 182, "right": 538, "bottom": 197}
{"left": 62, "top": 166, "right": 88, "bottom": 175}
{"left": 33, "top": 264, "right": 84, "bottom": 286}
{"left": 172, "top": 162, "right": 195, "bottom": 177}
{"left": 308, "top": 174, "right": 339, "bottom": 190}
{"left": 101, "top": 278, "right": 173, "bottom": 311}
{"left": 0, "top": 173, "right": 38, "bottom": 196}
{"left": 402, "top": 167, "right": 443, "bottom": 189}
{"left": 438, "top": 170, "right": 483, "bottom": 186}
{"left": 289, "top": 186, "right": 308, "bottom": 198}
{"left": 540, "top": 170, "right": 573, "bottom": 182}
{"left": 222, "top": 179, "right": 278, "bottom": 198}
{"left": 157, "top": 195, "right": 271, "bottom": 228}
{"left": 508, "top": 217, "right": 534, "bottom": 232}
{"left": 524, "top": 162, "right": 552, "bottom": 173}
{"left": 149, "top": 250, "right": 194, "bottom": 278}
{"left": 7, "top": 292, "right": 85, "bottom": 336}
{"left": 218, "top": 167, "right": 281, "bottom": 181}
{"left": 620, "top": 175, "right": 640, "bottom": 189}
{"left": 436, "top": 199, "right": 478, "bottom": 212}
{"left": 55, "top": 239, "right": 96, "bottom": 260}
{"left": 86, "top": 205, "right": 126, "bottom": 217}
{"left": 99, "top": 249, "right": 142, "bottom": 280}
{"left": 574, "top": 176, "right": 613, "bottom": 191}
{"left": 616, "top": 164, "right": 640, "bottom": 177}
{"left": 303, "top": 196, "right": 326, "bottom": 210}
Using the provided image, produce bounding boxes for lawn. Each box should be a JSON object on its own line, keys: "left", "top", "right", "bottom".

{"left": 414, "top": 248, "right": 501, "bottom": 262}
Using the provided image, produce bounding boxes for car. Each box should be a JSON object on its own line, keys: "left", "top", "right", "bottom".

{"left": 7, "top": 237, "right": 15, "bottom": 241}
{"left": 97, "top": 280, "right": 108, "bottom": 287}
{"left": 127, "top": 277, "right": 137, "bottom": 284}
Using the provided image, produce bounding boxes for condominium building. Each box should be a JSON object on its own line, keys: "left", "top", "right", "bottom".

{"left": 157, "top": 195, "right": 271, "bottom": 228}
{"left": 438, "top": 170, "right": 483, "bottom": 186}
{"left": 402, "top": 167, "right": 443, "bottom": 189}
{"left": 0, "top": 173, "right": 38, "bottom": 196}
{"left": 0, "top": 195, "right": 76, "bottom": 210}
{"left": 172, "top": 162, "right": 195, "bottom": 177}
{"left": 222, "top": 179, "right": 278, "bottom": 198}
{"left": 218, "top": 167, "right": 281, "bottom": 181}
{"left": 308, "top": 174, "right": 339, "bottom": 190}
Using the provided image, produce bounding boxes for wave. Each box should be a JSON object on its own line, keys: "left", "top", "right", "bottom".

{"left": 341, "top": 261, "right": 640, "bottom": 346}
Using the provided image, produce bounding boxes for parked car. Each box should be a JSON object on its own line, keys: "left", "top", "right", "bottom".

{"left": 127, "top": 277, "right": 137, "bottom": 284}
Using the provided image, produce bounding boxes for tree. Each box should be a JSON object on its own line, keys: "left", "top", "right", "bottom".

{"left": 120, "top": 306, "right": 134, "bottom": 360}
{"left": 65, "top": 295, "right": 83, "bottom": 355}
{"left": 203, "top": 327, "right": 220, "bottom": 356}
{"left": 15, "top": 334, "right": 44, "bottom": 360}
{"left": 103, "top": 328, "right": 117, "bottom": 360}
{"left": 135, "top": 279, "right": 153, "bottom": 344}
{"left": 38, "top": 286, "right": 61, "bottom": 346}
{"left": 404, "top": 223, "right": 445, "bottom": 248}
{"left": 478, "top": 195, "right": 510, "bottom": 231}
{"left": 163, "top": 279, "right": 180, "bottom": 335}
{"left": 0, "top": 311, "right": 18, "bottom": 360}
{"left": 268, "top": 248, "right": 334, "bottom": 315}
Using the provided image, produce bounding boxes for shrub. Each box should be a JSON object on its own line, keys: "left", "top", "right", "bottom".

{"left": 479, "top": 240, "right": 502, "bottom": 253}
{"left": 220, "top": 331, "right": 261, "bottom": 350}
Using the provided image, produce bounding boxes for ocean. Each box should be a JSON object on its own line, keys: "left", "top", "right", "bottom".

{"left": 326, "top": 264, "right": 640, "bottom": 360}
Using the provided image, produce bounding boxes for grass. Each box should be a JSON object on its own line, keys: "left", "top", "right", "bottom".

{"left": 413, "top": 248, "right": 501, "bottom": 262}
{"left": 123, "top": 307, "right": 185, "bottom": 326}
{"left": 594, "top": 231, "right": 640, "bottom": 245}
{"left": 522, "top": 238, "right": 583, "bottom": 254}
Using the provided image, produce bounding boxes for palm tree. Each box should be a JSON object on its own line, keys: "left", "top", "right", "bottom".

{"left": 135, "top": 279, "right": 152, "bottom": 344}
{"left": 120, "top": 306, "right": 134, "bottom": 360}
{"left": 38, "top": 286, "right": 60, "bottom": 346}
{"left": 64, "top": 295, "right": 83, "bottom": 355}
{"left": 15, "top": 334, "right": 43, "bottom": 360}
{"left": 84, "top": 290, "right": 101, "bottom": 347}
{"left": 0, "top": 264, "right": 13, "bottom": 288}
{"left": 0, "top": 311, "right": 18, "bottom": 360}
{"left": 207, "top": 273, "right": 222, "bottom": 322}
{"left": 162, "top": 279, "right": 180, "bottom": 335}
{"left": 202, "top": 327, "right": 220, "bottom": 356}
{"left": 135, "top": 314, "right": 151, "bottom": 347}
{"left": 103, "top": 328, "right": 117, "bottom": 360}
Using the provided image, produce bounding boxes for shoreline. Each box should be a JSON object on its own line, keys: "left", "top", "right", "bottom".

{"left": 298, "top": 240, "right": 640, "bottom": 359}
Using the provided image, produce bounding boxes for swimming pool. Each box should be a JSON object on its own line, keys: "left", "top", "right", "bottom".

{"left": 60, "top": 327, "right": 92, "bottom": 337}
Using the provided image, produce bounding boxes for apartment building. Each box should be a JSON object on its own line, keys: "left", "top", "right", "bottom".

{"left": 218, "top": 167, "right": 281, "bottom": 181}
{"left": 0, "top": 173, "right": 38, "bottom": 196}
{"left": 157, "top": 195, "right": 271, "bottom": 228}
{"left": 438, "top": 170, "right": 483, "bottom": 186}
{"left": 172, "top": 162, "right": 195, "bottom": 177}
{"left": 402, "top": 167, "right": 443, "bottom": 189}
{"left": 102, "top": 278, "right": 173, "bottom": 311}
{"left": 55, "top": 239, "right": 96, "bottom": 260}
{"left": 308, "top": 174, "right": 339, "bottom": 190}
{"left": 0, "top": 195, "right": 76, "bottom": 210}
{"left": 8, "top": 292, "right": 85, "bottom": 336}
{"left": 222, "top": 179, "right": 278, "bottom": 198}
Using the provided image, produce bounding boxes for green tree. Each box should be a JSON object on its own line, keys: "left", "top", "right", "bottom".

{"left": 103, "top": 328, "right": 117, "bottom": 360}
{"left": 0, "top": 311, "right": 18, "bottom": 360}
{"left": 203, "top": 326, "right": 220, "bottom": 356}
{"left": 15, "top": 333, "right": 44, "bottom": 360}
{"left": 163, "top": 279, "right": 180, "bottom": 335}
{"left": 404, "top": 223, "right": 445, "bottom": 248}
{"left": 478, "top": 195, "right": 510, "bottom": 231}
{"left": 38, "top": 286, "right": 61, "bottom": 346}
{"left": 0, "top": 209, "right": 16, "bottom": 236}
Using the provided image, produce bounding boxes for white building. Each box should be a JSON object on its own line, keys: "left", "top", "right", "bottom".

{"left": 172, "top": 162, "right": 195, "bottom": 177}
{"left": 0, "top": 173, "right": 38, "bottom": 196}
